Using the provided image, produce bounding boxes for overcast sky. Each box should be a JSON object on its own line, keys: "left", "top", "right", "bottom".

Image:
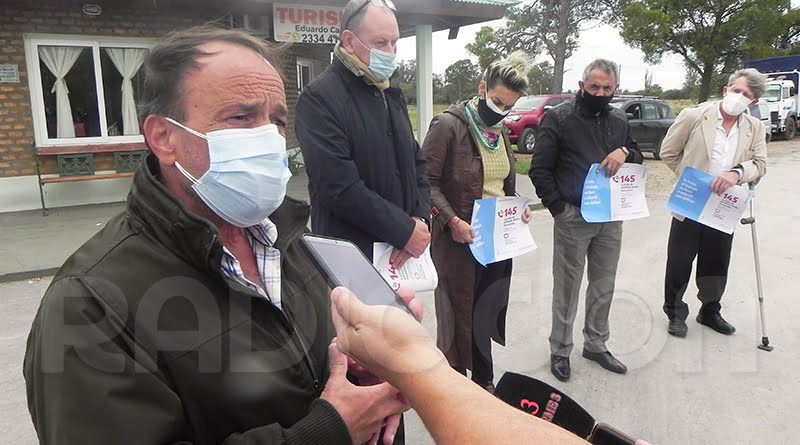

{"left": 396, "top": 22, "right": 689, "bottom": 93}
{"left": 397, "top": 2, "right": 799, "bottom": 93}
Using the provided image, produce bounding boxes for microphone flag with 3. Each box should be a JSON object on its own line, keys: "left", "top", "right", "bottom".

{"left": 495, "top": 372, "right": 637, "bottom": 444}
{"left": 495, "top": 372, "right": 595, "bottom": 438}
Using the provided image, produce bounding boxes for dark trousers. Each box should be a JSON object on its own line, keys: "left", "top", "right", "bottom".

{"left": 470, "top": 259, "right": 512, "bottom": 384}
{"left": 663, "top": 217, "right": 733, "bottom": 321}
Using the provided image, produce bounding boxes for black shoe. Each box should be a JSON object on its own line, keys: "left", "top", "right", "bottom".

{"left": 696, "top": 312, "right": 735, "bottom": 335}
{"left": 550, "top": 355, "right": 571, "bottom": 382}
{"left": 582, "top": 350, "right": 627, "bottom": 374}
{"left": 668, "top": 318, "right": 688, "bottom": 337}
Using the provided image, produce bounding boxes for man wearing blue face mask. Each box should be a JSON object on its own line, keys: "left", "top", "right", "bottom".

{"left": 295, "top": 0, "right": 431, "bottom": 270}
{"left": 23, "top": 26, "right": 415, "bottom": 445}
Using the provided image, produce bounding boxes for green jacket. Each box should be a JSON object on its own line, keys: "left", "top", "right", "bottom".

{"left": 24, "top": 154, "right": 352, "bottom": 444}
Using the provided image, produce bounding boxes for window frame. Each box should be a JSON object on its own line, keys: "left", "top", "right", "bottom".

{"left": 24, "top": 33, "right": 156, "bottom": 148}
{"left": 296, "top": 57, "right": 315, "bottom": 94}
{"left": 641, "top": 102, "right": 658, "bottom": 120}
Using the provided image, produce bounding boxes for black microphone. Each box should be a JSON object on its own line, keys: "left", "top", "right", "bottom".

{"left": 495, "top": 372, "right": 637, "bottom": 445}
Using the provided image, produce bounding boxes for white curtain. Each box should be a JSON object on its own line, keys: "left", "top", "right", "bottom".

{"left": 105, "top": 48, "right": 147, "bottom": 135}
{"left": 39, "top": 46, "right": 83, "bottom": 138}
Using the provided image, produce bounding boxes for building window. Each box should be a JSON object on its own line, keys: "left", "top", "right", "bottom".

{"left": 296, "top": 57, "right": 315, "bottom": 93}
{"left": 25, "top": 35, "right": 155, "bottom": 146}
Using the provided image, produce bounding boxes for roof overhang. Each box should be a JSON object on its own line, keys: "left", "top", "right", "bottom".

{"left": 2, "top": 0, "right": 518, "bottom": 38}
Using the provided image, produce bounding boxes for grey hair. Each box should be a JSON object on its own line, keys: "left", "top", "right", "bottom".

{"left": 728, "top": 68, "right": 768, "bottom": 99}
{"left": 582, "top": 58, "right": 619, "bottom": 84}
{"left": 484, "top": 50, "right": 530, "bottom": 94}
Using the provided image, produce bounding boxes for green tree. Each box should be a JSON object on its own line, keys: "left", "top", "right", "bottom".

{"left": 465, "top": 27, "right": 505, "bottom": 70}
{"left": 498, "top": 0, "right": 614, "bottom": 93}
{"left": 681, "top": 67, "right": 701, "bottom": 100}
{"left": 773, "top": 6, "right": 800, "bottom": 54}
{"left": 641, "top": 69, "right": 663, "bottom": 96}
{"left": 432, "top": 73, "right": 446, "bottom": 104}
{"left": 618, "top": 0, "right": 791, "bottom": 102}
{"left": 527, "top": 61, "right": 555, "bottom": 95}
{"left": 443, "top": 59, "right": 481, "bottom": 104}
{"left": 392, "top": 59, "right": 416, "bottom": 105}
{"left": 660, "top": 88, "right": 686, "bottom": 100}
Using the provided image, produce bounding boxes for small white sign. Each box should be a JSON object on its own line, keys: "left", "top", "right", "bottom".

{"left": 273, "top": 3, "right": 341, "bottom": 44}
{"left": 0, "top": 65, "right": 19, "bottom": 83}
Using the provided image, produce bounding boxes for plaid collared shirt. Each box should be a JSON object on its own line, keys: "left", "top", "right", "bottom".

{"left": 220, "top": 218, "right": 282, "bottom": 310}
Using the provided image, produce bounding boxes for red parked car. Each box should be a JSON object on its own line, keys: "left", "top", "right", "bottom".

{"left": 503, "top": 94, "right": 572, "bottom": 153}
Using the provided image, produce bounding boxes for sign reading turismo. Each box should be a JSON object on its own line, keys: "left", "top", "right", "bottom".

{"left": 273, "top": 4, "right": 342, "bottom": 44}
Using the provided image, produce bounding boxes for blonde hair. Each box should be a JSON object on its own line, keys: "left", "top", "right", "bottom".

{"left": 484, "top": 50, "right": 531, "bottom": 94}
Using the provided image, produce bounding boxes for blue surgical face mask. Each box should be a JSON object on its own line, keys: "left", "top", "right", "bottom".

{"left": 354, "top": 35, "right": 397, "bottom": 81}
{"left": 165, "top": 117, "right": 291, "bottom": 227}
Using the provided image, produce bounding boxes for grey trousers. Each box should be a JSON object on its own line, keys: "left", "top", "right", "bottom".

{"left": 550, "top": 204, "right": 623, "bottom": 357}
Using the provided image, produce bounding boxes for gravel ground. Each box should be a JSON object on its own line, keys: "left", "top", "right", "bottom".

{"left": 517, "top": 138, "right": 795, "bottom": 202}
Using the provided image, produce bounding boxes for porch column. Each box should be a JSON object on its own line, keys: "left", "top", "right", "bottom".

{"left": 415, "top": 24, "right": 433, "bottom": 143}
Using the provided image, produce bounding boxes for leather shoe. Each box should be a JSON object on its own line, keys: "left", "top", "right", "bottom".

{"left": 550, "top": 355, "right": 570, "bottom": 382}
{"left": 668, "top": 318, "right": 688, "bottom": 337}
{"left": 696, "top": 312, "right": 735, "bottom": 335}
{"left": 582, "top": 350, "right": 627, "bottom": 374}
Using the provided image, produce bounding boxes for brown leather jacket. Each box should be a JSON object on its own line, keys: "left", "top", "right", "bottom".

{"left": 422, "top": 102, "right": 516, "bottom": 369}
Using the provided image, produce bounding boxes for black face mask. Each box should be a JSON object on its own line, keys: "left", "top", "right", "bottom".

{"left": 477, "top": 98, "right": 507, "bottom": 127}
{"left": 581, "top": 91, "right": 613, "bottom": 114}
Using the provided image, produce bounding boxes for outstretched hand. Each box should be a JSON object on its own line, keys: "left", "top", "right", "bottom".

{"left": 330, "top": 286, "right": 442, "bottom": 380}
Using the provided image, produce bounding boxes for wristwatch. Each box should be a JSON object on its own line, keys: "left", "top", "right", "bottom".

{"left": 418, "top": 216, "right": 431, "bottom": 230}
{"left": 619, "top": 146, "right": 630, "bottom": 156}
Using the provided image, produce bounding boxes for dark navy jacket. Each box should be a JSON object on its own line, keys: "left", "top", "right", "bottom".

{"left": 295, "top": 57, "right": 430, "bottom": 258}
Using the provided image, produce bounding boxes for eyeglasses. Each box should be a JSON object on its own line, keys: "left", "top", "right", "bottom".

{"left": 342, "top": 0, "right": 396, "bottom": 31}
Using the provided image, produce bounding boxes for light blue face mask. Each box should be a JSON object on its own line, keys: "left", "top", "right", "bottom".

{"left": 165, "top": 118, "right": 291, "bottom": 227}
{"left": 354, "top": 35, "right": 397, "bottom": 82}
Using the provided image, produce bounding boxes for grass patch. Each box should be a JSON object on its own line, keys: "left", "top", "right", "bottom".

{"left": 515, "top": 158, "right": 531, "bottom": 175}
{"left": 665, "top": 99, "right": 697, "bottom": 115}
{"left": 408, "top": 104, "right": 450, "bottom": 134}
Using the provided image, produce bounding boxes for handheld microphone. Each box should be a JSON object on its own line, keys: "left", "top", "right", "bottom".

{"left": 495, "top": 372, "right": 637, "bottom": 445}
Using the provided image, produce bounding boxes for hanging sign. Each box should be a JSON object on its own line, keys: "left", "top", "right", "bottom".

{"left": 273, "top": 4, "right": 342, "bottom": 44}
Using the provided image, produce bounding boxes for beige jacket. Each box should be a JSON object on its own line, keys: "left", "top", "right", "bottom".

{"left": 660, "top": 102, "right": 767, "bottom": 183}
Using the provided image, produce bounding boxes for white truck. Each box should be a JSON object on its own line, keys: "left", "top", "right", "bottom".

{"left": 745, "top": 56, "right": 799, "bottom": 140}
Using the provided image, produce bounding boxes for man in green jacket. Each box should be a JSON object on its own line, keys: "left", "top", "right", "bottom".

{"left": 24, "top": 26, "right": 408, "bottom": 445}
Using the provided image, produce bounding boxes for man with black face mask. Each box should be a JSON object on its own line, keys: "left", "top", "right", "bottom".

{"left": 529, "top": 58, "right": 642, "bottom": 382}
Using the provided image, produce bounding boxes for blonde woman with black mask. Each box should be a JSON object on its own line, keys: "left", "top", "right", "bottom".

{"left": 422, "top": 51, "right": 531, "bottom": 393}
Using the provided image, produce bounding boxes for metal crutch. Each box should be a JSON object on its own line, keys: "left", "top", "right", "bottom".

{"left": 739, "top": 178, "right": 773, "bottom": 351}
